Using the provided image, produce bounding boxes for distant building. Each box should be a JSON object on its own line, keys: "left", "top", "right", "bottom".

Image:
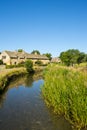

{"left": 51, "top": 57, "right": 61, "bottom": 63}
{"left": 0, "top": 50, "right": 49, "bottom": 65}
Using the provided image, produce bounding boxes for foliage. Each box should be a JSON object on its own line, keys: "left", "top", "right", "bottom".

{"left": 43, "top": 53, "right": 52, "bottom": 60}
{"left": 83, "top": 54, "right": 87, "bottom": 62}
{"left": 60, "top": 49, "right": 86, "bottom": 66}
{"left": 0, "top": 60, "right": 3, "bottom": 65}
{"left": 0, "top": 68, "right": 26, "bottom": 91}
{"left": 25, "top": 60, "right": 34, "bottom": 73}
{"left": 31, "top": 50, "right": 40, "bottom": 55}
{"left": 42, "top": 64, "right": 87, "bottom": 130}
{"left": 18, "top": 49, "right": 23, "bottom": 52}
{"left": 77, "top": 52, "right": 86, "bottom": 64}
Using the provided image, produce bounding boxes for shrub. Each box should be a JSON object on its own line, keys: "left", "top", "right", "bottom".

{"left": 25, "top": 60, "right": 34, "bottom": 73}
{"left": 6, "top": 65, "right": 15, "bottom": 69}
{"left": 17, "top": 62, "right": 25, "bottom": 67}
{"left": 0, "top": 60, "right": 3, "bottom": 65}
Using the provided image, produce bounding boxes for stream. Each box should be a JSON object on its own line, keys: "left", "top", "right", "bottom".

{"left": 0, "top": 74, "right": 73, "bottom": 130}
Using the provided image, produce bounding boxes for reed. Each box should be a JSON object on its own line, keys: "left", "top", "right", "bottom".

{"left": 42, "top": 64, "right": 87, "bottom": 130}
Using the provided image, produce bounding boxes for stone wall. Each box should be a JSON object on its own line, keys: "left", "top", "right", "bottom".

{"left": 0, "top": 51, "right": 11, "bottom": 65}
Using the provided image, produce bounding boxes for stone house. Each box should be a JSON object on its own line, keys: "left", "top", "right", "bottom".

{"left": 51, "top": 57, "right": 61, "bottom": 63}
{"left": 0, "top": 50, "right": 49, "bottom": 65}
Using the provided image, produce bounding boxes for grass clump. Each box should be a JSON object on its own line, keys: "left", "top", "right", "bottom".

{"left": 42, "top": 64, "right": 87, "bottom": 130}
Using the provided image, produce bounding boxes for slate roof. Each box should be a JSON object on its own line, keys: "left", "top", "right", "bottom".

{"left": 5, "top": 51, "right": 18, "bottom": 58}
{"left": 5, "top": 51, "right": 49, "bottom": 60}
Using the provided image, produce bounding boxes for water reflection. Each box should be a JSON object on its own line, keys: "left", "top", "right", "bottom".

{"left": 0, "top": 73, "right": 42, "bottom": 108}
{"left": 0, "top": 73, "right": 73, "bottom": 130}
{"left": 0, "top": 92, "right": 6, "bottom": 108}
{"left": 25, "top": 74, "right": 33, "bottom": 87}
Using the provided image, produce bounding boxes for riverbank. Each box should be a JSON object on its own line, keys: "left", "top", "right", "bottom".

{"left": 0, "top": 66, "right": 45, "bottom": 91}
{"left": 42, "top": 64, "right": 87, "bottom": 130}
{"left": 0, "top": 72, "right": 72, "bottom": 130}
{"left": 0, "top": 67, "right": 27, "bottom": 91}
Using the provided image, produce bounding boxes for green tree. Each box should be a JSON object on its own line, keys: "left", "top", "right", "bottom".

{"left": 18, "top": 49, "right": 23, "bottom": 52}
{"left": 77, "top": 52, "right": 86, "bottom": 64}
{"left": 31, "top": 50, "right": 40, "bottom": 55}
{"left": 43, "top": 53, "right": 52, "bottom": 60}
{"left": 25, "top": 60, "right": 34, "bottom": 73}
{"left": 84, "top": 54, "right": 87, "bottom": 62}
{"left": 60, "top": 49, "right": 80, "bottom": 66}
{"left": 60, "top": 51, "right": 70, "bottom": 66}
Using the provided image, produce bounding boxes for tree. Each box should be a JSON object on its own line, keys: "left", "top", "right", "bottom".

{"left": 77, "top": 52, "right": 86, "bottom": 64}
{"left": 60, "top": 51, "right": 70, "bottom": 66}
{"left": 25, "top": 60, "right": 34, "bottom": 73}
{"left": 60, "top": 49, "right": 80, "bottom": 66}
{"left": 31, "top": 50, "right": 40, "bottom": 55}
{"left": 43, "top": 53, "right": 52, "bottom": 60}
{"left": 84, "top": 54, "right": 87, "bottom": 62}
{"left": 18, "top": 49, "right": 23, "bottom": 52}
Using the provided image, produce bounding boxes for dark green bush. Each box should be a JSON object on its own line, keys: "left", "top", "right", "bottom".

{"left": 6, "top": 65, "right": 15, "bottom": 69}
{"left": 0, "top": 60, "right": 3, "bottom": 65}
{"left": 25, "top": 60, "right": 34, "bottom": 73}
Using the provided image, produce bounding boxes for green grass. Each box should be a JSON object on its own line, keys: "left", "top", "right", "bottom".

{"left": 0, "top": 67, "right": 27, "bottom": 91}
{"left": 42, "top": 64, "right": 87, "bottom": 130}
{"left": 0, "top": 65, "right": 45, "bottom": 91}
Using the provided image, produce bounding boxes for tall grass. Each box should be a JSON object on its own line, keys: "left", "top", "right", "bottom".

{"left": 42, "top": 64, "right": 87, "bottom": 130}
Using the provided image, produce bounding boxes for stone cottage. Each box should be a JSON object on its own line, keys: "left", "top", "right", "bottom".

{"left": 51, "top": 57, "right": 61, "bottom": 63}
{"left": 0, "top": 50, "right": 49, "bottom": 65}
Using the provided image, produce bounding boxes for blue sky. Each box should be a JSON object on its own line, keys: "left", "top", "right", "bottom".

{"left": 0, "top": 0, "right": 87, "bottom": 57}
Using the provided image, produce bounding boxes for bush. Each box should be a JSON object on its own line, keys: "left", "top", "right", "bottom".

{"left": 0, "top": 60, "right": 3, "bottom": 65}
{"left": 25, "top": 60, "right": 34, "bottom": 73}
{"left": 6, "top": 65, "right": 15, "bottom": 69}
{"left": 17, "top": 62, "right": 25, "bottom": 67}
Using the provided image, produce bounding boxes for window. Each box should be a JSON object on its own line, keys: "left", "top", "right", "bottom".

{"left": 20, "top": 57, "right": 25, "bottom": 59}
{"left": 2, "top": 56, "right": 6, "bottom": 59}
{"left": 11, "top": 57, "right": 17, "bottom": 59}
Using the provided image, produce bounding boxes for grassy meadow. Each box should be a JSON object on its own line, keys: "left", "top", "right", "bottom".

{"left": 42, "top": 64, "right": 87, "bottom": 130}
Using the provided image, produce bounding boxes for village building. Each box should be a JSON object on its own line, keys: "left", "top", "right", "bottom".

{"left": 0, "top": 50, "right": 49, "bottom": 65}
{"left": 51, "top": 57, "right": 61, "bottom": 63}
